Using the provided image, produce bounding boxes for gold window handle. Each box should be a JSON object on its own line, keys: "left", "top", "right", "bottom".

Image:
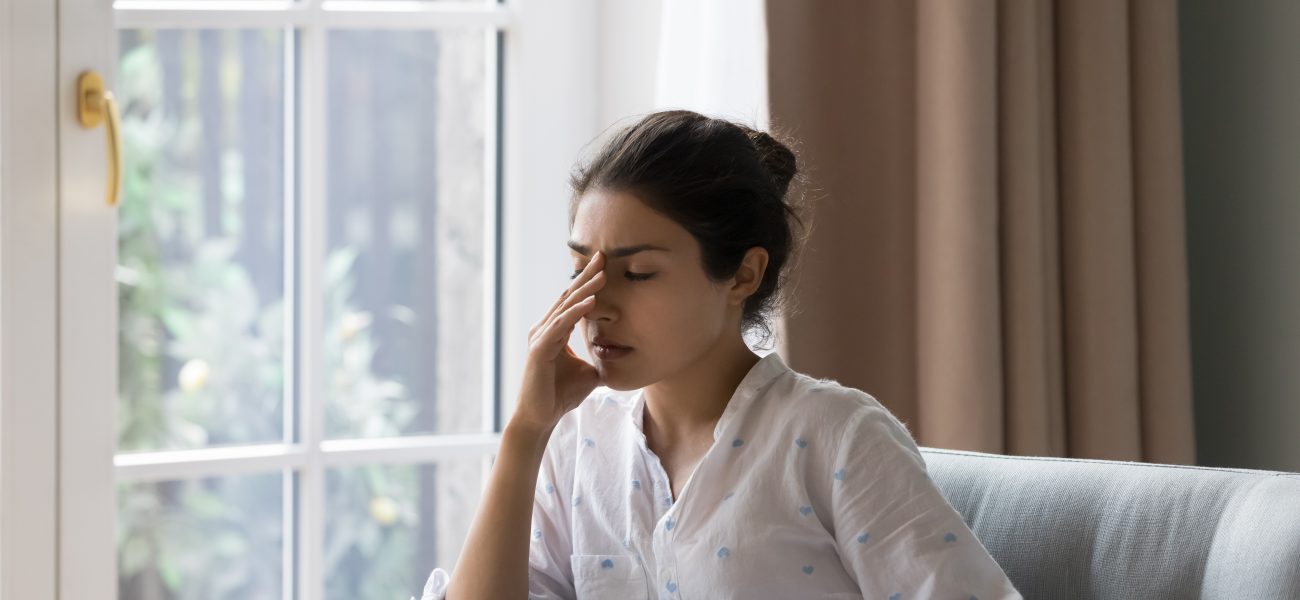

{"left": 76, "top": 71, "right": 122, "bottom": 206}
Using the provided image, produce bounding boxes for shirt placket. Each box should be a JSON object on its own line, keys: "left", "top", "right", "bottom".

{"left": 643, "top": 446, "right": 682, "bottom": 599}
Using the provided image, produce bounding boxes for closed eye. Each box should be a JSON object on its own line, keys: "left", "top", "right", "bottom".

{"left": 569, "top": 269, "right": 657, "bottom": 282}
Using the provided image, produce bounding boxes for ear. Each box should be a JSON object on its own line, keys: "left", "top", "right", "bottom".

{"left": 728, "top": 247, "right": 770, "bottom": 306}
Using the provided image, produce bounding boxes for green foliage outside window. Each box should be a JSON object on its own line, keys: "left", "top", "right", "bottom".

{"left": 116, "top": 31, "right": 433, "bottom": 600}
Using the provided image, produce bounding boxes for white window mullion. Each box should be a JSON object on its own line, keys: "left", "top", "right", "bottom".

{"left": 483, "top": 27, "right": 502, "bottom": 436}
{"left": 297, "top": 0, "right": 328, "bottom": 597}
{"left": 114, "top": 444, "right": 308, "bottom": 483}
{"left": 109, "top": 435, "right": 500, "bottom": 486}
{"left": 321, "top": 2, "right": 510, "bottom": 30}
{"left": 282, "top": 22, "right": 300, "bottom": 600}
{"left": 112, "top": 2, "right": 310, "bottom": 29}
{"left": 320, "top": 433, "right": 502, "bottom": 467}
{"left": 111, "top": 1, "right": 510, "bottom": 31}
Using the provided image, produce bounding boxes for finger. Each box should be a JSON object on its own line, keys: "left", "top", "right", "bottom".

{"left": 541, "top": 251, "right": 605, "bottom": 325}
{"left": 552, "top": 269, "right": 606, "bottom": 322}
{"left": 535, "top": 262, "right": 606, "bottom": 344}
{"left": 533, "top": 295, "right": 596, "bottom": 356}
{"left": 532, "top": 270, "right": 604, "bottom": 348}
{"left": 544, "top": 250, "right": 604, "bottom": 323}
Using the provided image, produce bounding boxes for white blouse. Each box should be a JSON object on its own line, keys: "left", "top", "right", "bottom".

{"left": 417, "top": 351, "right": 1022, "bottom": 599}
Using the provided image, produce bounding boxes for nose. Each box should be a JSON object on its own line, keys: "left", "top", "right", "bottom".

{"left": 585, "top": 280, "right": 614, "bottom": 322}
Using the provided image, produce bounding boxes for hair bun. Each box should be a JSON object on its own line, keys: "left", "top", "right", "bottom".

{"left": 744, "top": 128, "right": 798, "bottom": 198}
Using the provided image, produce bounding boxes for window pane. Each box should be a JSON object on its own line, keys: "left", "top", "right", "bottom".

{"left": 324, "top": 461, "right": 484, "bottom": 598}
{"left": 117, "top": 29, "right": 288, "bottom": 452}
{"left": 118, "top": 472, "right": 284, "bottom": 599}
{"left": 323, "top": 29, "right": 489, "bottom": 439}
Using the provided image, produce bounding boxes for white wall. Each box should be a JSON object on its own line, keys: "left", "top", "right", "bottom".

{"left": 597, "top": 0, "right": 664, "bottom": 133}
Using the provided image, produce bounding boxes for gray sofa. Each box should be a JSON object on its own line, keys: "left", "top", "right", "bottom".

{"left": 919, "top": 447, "right": 1300, "bottom": 599}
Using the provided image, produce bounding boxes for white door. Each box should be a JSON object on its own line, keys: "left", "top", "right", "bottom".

{"left": 0, "top": 0, "right": 598, "bottom": 599}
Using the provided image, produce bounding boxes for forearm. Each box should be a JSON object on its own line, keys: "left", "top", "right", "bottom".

{"left": 444, "top": 418, "right": 554, "bottom": 600}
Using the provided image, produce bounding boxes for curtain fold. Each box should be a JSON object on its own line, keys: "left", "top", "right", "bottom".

{"left": 768, "top": 0, "right": 1195, "bottom": 464}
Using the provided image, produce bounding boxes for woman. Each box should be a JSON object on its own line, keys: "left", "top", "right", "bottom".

{"left": 418, "top": 110, "right": 1021, "bottom": 599}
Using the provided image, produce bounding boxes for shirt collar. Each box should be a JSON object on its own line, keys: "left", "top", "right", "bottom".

{"left": 629, "top": 350, "right": 790, "bottom": 443}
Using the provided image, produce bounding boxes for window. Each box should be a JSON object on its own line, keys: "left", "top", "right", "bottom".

{"left": 112, "top": 2, "right": 507, "bottom": 598}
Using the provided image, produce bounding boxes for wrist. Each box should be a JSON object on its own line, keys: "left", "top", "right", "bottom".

{"left": 504, "top": 417, "right": 555, "bottom": 449}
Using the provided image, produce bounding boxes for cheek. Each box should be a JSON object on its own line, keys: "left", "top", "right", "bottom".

{"left": 638, "top": 282, "right": 729, "bottom": 340}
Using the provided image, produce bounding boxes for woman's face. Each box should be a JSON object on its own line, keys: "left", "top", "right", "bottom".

{"left": 570, "top": 189, "right": 738, "bottom": 391}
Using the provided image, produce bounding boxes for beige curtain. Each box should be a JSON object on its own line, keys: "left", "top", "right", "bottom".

{"left": 768, "top": 0, "right": 1195, "bottom": 464}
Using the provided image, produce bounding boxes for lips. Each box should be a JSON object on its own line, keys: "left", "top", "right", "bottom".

{"left": 591, "top": 335, "right": 631, "bottom": 350}
{"left": 591, "top": 335, "right": 633, "bottom": 361}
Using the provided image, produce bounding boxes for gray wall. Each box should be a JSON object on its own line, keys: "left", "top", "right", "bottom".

{"left": 1180, "top": 0, "right": 1300, "bottom": 472}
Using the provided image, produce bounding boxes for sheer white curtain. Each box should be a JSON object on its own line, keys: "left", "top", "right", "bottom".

{"left": 654, "top": 0, "right": 769, "bottom": 131}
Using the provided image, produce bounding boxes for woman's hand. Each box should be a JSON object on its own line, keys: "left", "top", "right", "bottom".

{"left": 512, "top": 250, "right": 607, "bottom": 433}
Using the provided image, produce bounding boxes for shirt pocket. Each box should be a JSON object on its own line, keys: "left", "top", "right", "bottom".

{"left": 569, "top": 554, "right": 649, "bottom": 599}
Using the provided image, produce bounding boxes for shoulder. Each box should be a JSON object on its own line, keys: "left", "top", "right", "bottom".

{"left": 770, "top": 369, "right": 911, "bottom": 433}
{"left": 767, "top": 370, "right": 921, "bottom": 462}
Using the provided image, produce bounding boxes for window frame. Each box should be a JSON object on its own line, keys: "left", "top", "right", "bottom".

{"left": 0, "top": 0, "right": 60, "bottom": 597}
{"left": 1, "top": 0, "right": 603, "bottom": 597}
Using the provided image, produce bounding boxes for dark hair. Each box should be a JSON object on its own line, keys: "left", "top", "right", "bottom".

{"left": 568, "top": 109, "right": 808, "bottom": 348}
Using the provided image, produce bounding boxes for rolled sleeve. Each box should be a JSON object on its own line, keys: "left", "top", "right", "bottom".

{"left": 829, "top": 405, "right": 1022, "bottom": 600}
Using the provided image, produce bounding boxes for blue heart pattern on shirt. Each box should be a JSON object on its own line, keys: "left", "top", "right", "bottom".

{"left": 564, "top": 436, "right": 976, "bottom": 598}
{"left": 544, "top": 482, "right": 555, "bottom": 494}
{"left": 532, "top": 528, "right": 542, "bottom": 540}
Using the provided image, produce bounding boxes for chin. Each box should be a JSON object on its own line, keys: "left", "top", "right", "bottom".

{"left": 594, "top": 360, "right": 650, "bottom": 392}
{"left": 595, "top": 367, "right": 638, "bottom": 391}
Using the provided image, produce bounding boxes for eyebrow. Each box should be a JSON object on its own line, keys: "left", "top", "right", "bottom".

{"left": 567, "top": 240, "right": 670, "bottom": 258}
